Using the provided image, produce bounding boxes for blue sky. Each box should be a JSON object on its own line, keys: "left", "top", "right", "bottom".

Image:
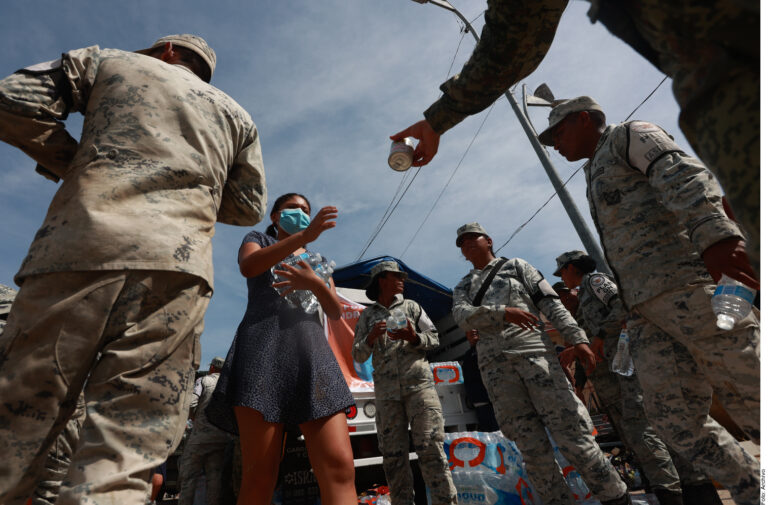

{"left": 0, "top": 0, "right": 698, "bottom": 369}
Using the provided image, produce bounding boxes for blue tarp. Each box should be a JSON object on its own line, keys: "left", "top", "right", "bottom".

{"left": 332, "top": 256, "right": 454, "bottom": 321}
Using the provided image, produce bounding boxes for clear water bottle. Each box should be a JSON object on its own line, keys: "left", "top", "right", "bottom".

{"left": 611, "top": 328, "right": 634, "bottom": 376}
{"left": 711, "top": 274, "right": 756, "bottom": 330}
{"left": 386, "top": 308, "right": 407, "bottom": 333}
{"left": 272, "top": 252, "right": 334, "bottom": 314}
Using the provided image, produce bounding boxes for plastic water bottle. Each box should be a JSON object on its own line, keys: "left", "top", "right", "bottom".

{"left": 611, "top": 328, "right": 634, "bottom": 376}
{"left": 711, "top": 274, "right": 756, "bottom": 330}
{"left": 272, "top": 252, "right": 335, "bottom": 313}
{"left": 386, "top": 308, "right": 407, "bottom": 333}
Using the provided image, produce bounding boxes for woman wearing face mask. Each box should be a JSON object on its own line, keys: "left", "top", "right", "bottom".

{"left": 207, "top": 193, "right": 357, "bottom": 505}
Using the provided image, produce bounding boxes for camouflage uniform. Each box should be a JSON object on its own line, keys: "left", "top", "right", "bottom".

{"left": 452, "top": 256, "right": 627, "bottom": 504}
{"left": 0, "top": 34, "right": 266, "bottom": 505}
{"left": 353, "top": 293, "right": 457, "bottom": 505}
{"left": 575, "top": 119, "right": 759, "bottom": 505}
{"left": 422, "top": 0, "right": 758, "bottom": 271}
{"left": 575, "top": 271, "right": 710, "bottom": 495}
{"left": 0, "top": 283, "right": 16, "bottom": 333}
{"left": 178, "top": 371, "right": 233, "bottom": 505}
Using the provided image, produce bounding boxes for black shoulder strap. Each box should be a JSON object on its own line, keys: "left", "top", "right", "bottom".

{"left": 472, "top": 257, "right": 509, "bottom": 306}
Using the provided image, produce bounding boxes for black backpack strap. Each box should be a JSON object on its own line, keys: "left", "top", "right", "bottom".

{"left": 472, "top": 257, "right": 509, "bottom": 306}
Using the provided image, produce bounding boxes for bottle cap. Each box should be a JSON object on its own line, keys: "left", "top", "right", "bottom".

{"left": 716, "top": 313, "right": 736, "bottom": 331}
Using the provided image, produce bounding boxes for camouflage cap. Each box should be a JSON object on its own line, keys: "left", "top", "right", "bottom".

{"left": 553, "top": 250, "right": 591, "bottom": 276}
{"left": 210, "top": 356, "right": 225, "bottom": 369}
{"left": 365, "top": 260, "right": 407, "bottom": 301}
{"left": 538, "top": 96, "right": 604, "bottom": 146}
{"left": 456, "top": 222, "right": 488, "bottom": 247}
{"left": 136, "top": 34, "right": 216, "bottom": 83}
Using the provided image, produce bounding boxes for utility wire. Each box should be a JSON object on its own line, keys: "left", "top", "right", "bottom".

{"left": 400, "top": 101, "right": 497, "bottom": 258}
{"left": 356, "top": 171, "right": 411, "bottom": 260}
{"left": 496, "top": 76, "right": 669, "bottom": 253}
{"left": 355, "top": 167, "right": 423, "bottom": 261}
{"left": 354, "top": 27, "right": 468, "bottom": 261}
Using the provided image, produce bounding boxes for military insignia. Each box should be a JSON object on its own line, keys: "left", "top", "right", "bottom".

{"left": 588, "top": 274, "right": 616, "bottom": 305}
{"left": 627, "top": 122, "right": 682, "bottom": 174}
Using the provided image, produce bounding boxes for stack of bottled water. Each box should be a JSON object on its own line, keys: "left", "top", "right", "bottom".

{"left": 611, "top": 328, "right": 634, "bottom": 376}
{"left": 271, "top": 252, "right": 336, "bottom": 313}
{"left": 386, "top": 308, "right": 407, "bottom": 334}
{"left": 711, "top": 274, "right": 757, "bottom": 330}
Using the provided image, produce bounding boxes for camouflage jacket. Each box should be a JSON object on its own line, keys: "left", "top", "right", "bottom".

{"left": 352, "top": 294, "right": 440, "bottom": 400}
{"left": 424, "top": 0, "right": 568, "bottom": 134}
{"left": 0, "top": 46, "right": 267, "bottom": 289}
{"left": 585, "top": 122, "right": 742, "bottom": 308}
{"left": 0, "top": 283, "right": 17, "bottom": 321}
{"left": 187, "top": 373, "right": 231, "bottom": 445}
{"left": 576, "top": 272, "right": 626, "bottom": 360}
{"left": 423, "top": 0, "right": 757, "bottom": 135}
{"left": 452, "top": 257, "right": 588, "bottom": 360}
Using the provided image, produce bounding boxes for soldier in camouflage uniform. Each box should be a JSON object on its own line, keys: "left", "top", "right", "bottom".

{"left": 353, "top": 260, "right": 457, "bottom": 505}
{"left": 177, "top": 357, "right": 233, "bottom": 505}
{"left": 555, "top": 251, "right": 723, "bottom": 505}
{"left": 392, "top": 0, "right": 758, "bottom": 273}
{"left": 0, "top": 34, "right": 267, "bottom": 505}
{"left": 0, "top": 283, "right": 15, "bottom": 334}
{"left": 541, "top": 97, "right": 759, "bottom": 505}
{"left": 452, "top": 223, "right": 629, "bottom": 505}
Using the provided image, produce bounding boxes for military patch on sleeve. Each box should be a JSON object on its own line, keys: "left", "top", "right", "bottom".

{"left": 537, "top": 279, "right": 558, "bottom": 298}
{"left": 588, "top": 274, "right": 617, "bottom": 305}
{"left": 416, "top": 307, "right": 436, "bottom": 333}
{"left": 627, "top": 121, "right": 682, "bottom": 175}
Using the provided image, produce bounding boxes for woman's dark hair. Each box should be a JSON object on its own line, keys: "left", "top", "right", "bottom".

{"left": 570, "top": 256, "right": 597, "bottom": 275}
{"left": 266, "top": 193, "right": 311, "bottom": 238}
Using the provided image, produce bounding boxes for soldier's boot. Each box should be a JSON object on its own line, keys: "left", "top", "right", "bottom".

{"left": 600, "top": 493, "right": 630, "bottom": 505}
{"left": 653, "top": 488, "right": 684, "bottom": 505}
{"left": 681, "top": 482, "right": 723, "bottom": 505}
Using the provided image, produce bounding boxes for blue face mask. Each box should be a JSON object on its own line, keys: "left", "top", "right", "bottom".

{"left": 279, "top": 208, "right": 311, "bottom": 235}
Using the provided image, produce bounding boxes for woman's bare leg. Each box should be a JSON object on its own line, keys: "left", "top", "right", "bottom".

{"left": 234, "top": 407, "right": 284, "bottom": 505}
{"left": 300, "top": 411, "right": 357, "bottom": 504}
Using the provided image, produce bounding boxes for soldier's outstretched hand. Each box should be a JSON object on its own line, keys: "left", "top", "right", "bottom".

{"left": 701, "top": 237, "right": 759, "bottom": 290}
{"left": 503, "top": 307, "right": 539, "bottom": 331}
{"left": 390, "top": 119, "right": 440, "bottom": 167}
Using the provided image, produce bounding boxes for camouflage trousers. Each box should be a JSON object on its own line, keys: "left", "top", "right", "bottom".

{"left": 478, "top": 351, "right": 626, "bottom": 505}
{"left": 177, "top": 441, "right": 229, "bottom": 505}
{"left": 628, "top": 283, "right": 760, "bottom": 505}
{"left": 0, "top": 270, "right": 209, "bottom": 505}
{"left": 28, "top": 395, "right": 87, "bottom": 505}
{"left": 375, "top": 387, "right": 457, "bottom": 505}
{"left": 589, "top": 360, "right": 707, "bottom": 493}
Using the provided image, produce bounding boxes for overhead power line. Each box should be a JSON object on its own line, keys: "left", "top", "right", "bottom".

{"left": 354, "top": 27, "right": 468, "bottom": 261}
{"left": 400, "top": 100, "right": 497, "bottom": 258}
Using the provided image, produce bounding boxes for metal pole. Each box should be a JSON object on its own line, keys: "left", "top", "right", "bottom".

{"left": 420, "top": 0, "right": 610, "bottom": 273}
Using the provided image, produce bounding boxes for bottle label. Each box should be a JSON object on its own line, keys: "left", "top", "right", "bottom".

{"left": 714, "top": 284, "right": 755, "bottom": 304}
